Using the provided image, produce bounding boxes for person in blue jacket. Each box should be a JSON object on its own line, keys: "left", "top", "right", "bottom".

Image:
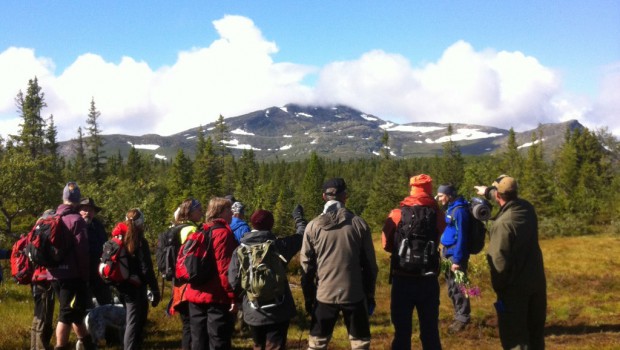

{"left": 438, "top": 184, "right": 472, "bottom": 333}
{"left": 230, "top": 201, "right": 251, "bottom": 243}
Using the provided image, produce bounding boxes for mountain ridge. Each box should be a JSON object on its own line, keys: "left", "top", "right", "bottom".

{"left": 59, "top": 104, "right": 583, "bottom": 161}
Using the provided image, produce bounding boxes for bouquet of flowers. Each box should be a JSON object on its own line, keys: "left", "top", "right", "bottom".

{"left": 441, "top": 258, "right": 481, "bottom": 298}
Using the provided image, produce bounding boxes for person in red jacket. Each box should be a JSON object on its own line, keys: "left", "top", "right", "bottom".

{"left": 185, "top": 197, "right": 239, "bottom": 350}
{"left": 382, "top": 174, "right": 446, "bottom": 350}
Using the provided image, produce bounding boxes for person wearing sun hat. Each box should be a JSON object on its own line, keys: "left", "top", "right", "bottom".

{"left": 475, "top": 175, "right": 547, "bottom": 350}
{"left": 79, "top": 197, "right": 113, "bottom": 307}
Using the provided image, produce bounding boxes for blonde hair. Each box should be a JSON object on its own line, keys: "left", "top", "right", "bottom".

{"left": 124, "top": 208, "right": 144, "bottom": 255}
{"left": 205, "top": 197, "right": 232, "bottom": 223}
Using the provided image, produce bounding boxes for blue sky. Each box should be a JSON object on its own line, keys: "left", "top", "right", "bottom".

{"left": 1, "top": 1, "right": 619, "bottom": 140}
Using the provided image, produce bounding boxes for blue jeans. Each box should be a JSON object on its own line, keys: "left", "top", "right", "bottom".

{"left": 390, "top": 275, "right": 442, "bottom": 350}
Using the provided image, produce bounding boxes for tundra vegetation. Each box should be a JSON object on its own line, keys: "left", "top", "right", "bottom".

{"left": 0, "top": 78, "right": 619, "bottom": 349}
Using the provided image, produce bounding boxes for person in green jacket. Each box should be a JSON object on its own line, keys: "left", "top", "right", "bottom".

{"left": 475, "top": 175, "right": 547, "bottom": 350}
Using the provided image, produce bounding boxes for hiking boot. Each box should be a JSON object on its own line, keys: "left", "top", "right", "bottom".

{"left": 448, "top": 320, "right": 468, "bottom": 334}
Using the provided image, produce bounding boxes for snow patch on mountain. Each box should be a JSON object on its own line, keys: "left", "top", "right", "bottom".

{"left": 360, "top": 114, "right": 377, "bottom": 121}
{"left": 388, "top": 125, "right": 445, "bottom": 133}
{"left": 425, "top": 128, "right": 504, "bottom": 143}
{"left": 127, "top": 141, "right": 160, "bottom": 150}
{"left": 231, "top": 128, "right": 255, "bottom": 136}
{"left": 280, "top": 144, "right": 292, "bottom": 150}
{"left": 222, "top": 139, "right": 261, "bottom": 151}
{"left": 155, "top": 154, "right": 167, "bottom": 160}
{"left": 518, "top": 138, "right": 545, "bottom": 149}
{"left": 296, "top": 112, "right": 313, "bottom": 118}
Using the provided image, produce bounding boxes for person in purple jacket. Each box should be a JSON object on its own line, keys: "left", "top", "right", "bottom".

{"left": 48, "top": 182, "right": 95, "bottom": 350}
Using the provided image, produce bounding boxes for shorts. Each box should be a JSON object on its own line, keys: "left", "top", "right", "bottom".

{"left": 52, "top": 278, "right": 89, "bottom": 324}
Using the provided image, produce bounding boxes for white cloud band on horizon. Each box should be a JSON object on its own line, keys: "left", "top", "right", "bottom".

{"left": 0, "top": 14, "right": 618, "bottom": 141}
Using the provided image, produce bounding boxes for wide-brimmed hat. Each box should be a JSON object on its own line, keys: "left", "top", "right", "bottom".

{"left": 79, "top": 197, "right": 102, "bottom": 213}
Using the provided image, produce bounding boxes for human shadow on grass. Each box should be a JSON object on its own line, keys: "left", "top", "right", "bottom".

{"left": 545, "top": 323, "right": 620, "bottom": 335}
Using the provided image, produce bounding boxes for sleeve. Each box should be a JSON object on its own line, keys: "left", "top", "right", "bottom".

{"left": 381, "top": 209, "right": 400, "bottom": 252}
{"left": 213, "top": 228, "right": 239, "bottom": 302}
{"left": 140, "top": 239, "right": 159, "bottom": 292}
{"left": 277, "top": 234, "right": 303, "bottom": 263}
{"left": 227, "top": 247, "right": 242, "bottom": 298}
{"left": 486, "top": 221, "right": 513, "bottom": 291}
{"left": 435, "top": 206, "right": 447, "bottom": 241}
{"left": 300, "top": 222, "right": 317, "bottom": 303}
{"left": 73, "top": 219, "right": 90, "bottom": 281}
{"left": 452, "top": 207, "right": 471, "bottom": 264}
{"left": 358, "top": 218, "right": 378, "bottom": 299}
{"left": 0, "top": 249, "right": 10, "bottom": 260}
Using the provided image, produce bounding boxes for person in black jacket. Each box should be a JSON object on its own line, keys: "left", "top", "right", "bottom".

{"left": 110, "top": 208, "right": 161, "bottom": 350}
{"left": 79, "top": 197, "right": 113, "bottom": 307}
{"left": 228, "top": 205, "right": 306, "bottom": 350}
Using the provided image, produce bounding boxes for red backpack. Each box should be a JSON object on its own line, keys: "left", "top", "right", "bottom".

{"left": 98, "top": 235, "right": 130, "bottom": 284}
{"left": 11, "top": 234, "right": 34, "bottom": 285}
{"left": 175, "top": 224, "right": 222, "bottom": 286}
{"left": 25, "top": 211, "right": 74, "bottom": 268}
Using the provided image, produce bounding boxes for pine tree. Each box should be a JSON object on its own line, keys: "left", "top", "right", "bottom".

{"left": 213, "top": 114, "right": 230, "bottom": 157}
{"left": 500, "top": 128, "right": 523, "bottom": 180}
{"left": 300, "top": 152, "right": 325, "bottom": 218}
{"left": 71, "top": 127, "right": 88, "bottom": 183}
{"left": 168, "top": 149, "right": 193, "bottom": 210}
{"left": 193, "top": 136, "right": 221, "bottom": 204}
{"left": 86, "top": 97, "right": 106, "bottom": 183}
{"left": 437, "top": 124, "right": 464, "bottom": 188}
{"left": 12, "top": 77, "right": 47, "bottom": 158}
{"left": 234, "top": 149, "right": 259, "bottom": 208}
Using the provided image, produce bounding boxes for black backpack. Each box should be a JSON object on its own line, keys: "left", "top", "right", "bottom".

{"left": 451, "top": 201, "right": 488, "bottom": 255}
{"left": 156, "top": 224, "right": 190, "bottom": 281}
{"left": 392, "top": 205, "right": 439, "bottom": 276}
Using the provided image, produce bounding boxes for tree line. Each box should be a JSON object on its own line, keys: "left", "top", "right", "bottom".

{"left": 1, "top": 77, "right": 619, "bottom": 246}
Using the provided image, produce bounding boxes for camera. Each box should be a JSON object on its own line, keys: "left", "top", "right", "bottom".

{"left": 470, "top": 197, "right": 492, "bottom": 221}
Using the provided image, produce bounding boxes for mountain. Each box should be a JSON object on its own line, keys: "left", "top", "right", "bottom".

{"left": 59, "top": 104, "right": 583, "bottom": 161}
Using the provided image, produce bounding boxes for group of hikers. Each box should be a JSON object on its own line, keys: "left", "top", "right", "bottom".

{"left": 1, "top": 173, "right": 546, "bottom": 350}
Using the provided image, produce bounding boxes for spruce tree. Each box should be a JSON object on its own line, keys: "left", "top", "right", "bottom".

{"left": 86, "top": 97, "right": 106, "bottom": 184}
{"left": 300, "top": 152, "right": 325, "bottom": 218}
{"left": 437, "top": 124, "right": 464, "bottom": 188}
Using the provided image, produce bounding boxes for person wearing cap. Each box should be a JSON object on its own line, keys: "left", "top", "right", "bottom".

{"left": 230, "top": 201, "right": 251, "bottom": 243}
{"left": 475, "top": 175, "right": 547, "bottom": 350}
{"left": 300, "top": 177, "right": 378, "bottom": 350}
{"left": 110, "top": 208, "right": 161, "bottom": 349}
{"left": 228, "top": 206, "right": 307, "bottom": 350}
{"left": 437, "top": 184, "right": 472, "bottom": 333}
{"left": 381, "top": 174, "right": 446, "bottom": 350}
{"left": 169, "top": 198, "right": 204, "bottom": 350}
{"left": 48, "top": 182, "right": 96, "bottom": 350}
{"left": 79, "top": 197, "right": 113, "bottom": 307}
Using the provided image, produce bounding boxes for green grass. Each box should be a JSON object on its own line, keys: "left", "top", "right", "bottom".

{"left": 2, "top": 231, "right": 620, "bottom": 349}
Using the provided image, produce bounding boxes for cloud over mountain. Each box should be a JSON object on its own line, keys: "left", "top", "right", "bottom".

{"left": 0, "top": 15, "right": 617, "bottom": 141}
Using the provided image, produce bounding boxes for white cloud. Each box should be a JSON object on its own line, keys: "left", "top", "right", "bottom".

{"left": 0, "top": 16, "right": 617, "bottom": 142}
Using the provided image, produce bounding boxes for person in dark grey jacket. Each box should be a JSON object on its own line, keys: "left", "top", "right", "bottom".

{"left": 228, "top": 205, "right": 306, "bottom": 350}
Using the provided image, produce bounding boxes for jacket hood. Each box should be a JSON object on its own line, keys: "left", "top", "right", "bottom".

{"left": 111, "top": 222, "right": 128, "bottom": 237}
{"left": 448, "top": 196, "right": 469, "bottom": 211}
{"left": 316, "top": 207, "right": 354, "bottom": 230}
{"left": 239, "top": 230, "right": 276, "bottom": 244}
{"left": 400, "top": 192, "right": 436, "bottom": 207}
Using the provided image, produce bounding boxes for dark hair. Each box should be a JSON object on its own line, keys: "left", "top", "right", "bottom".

{"left": 177, "top": 198, "right": 202, "bottom": 223}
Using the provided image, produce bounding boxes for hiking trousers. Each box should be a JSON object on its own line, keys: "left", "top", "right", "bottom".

{"left": 31, "top": 282, "right": 55, "bottom": 350}
{"left": 249, "top": 320, "right": 289, "bottom": 350}
{"left": 118, "top": 284, "right": 149, "bottom": 350}
{"left": 308, "top": 300, "right": 371, "bottom": 350}
{"left": 390, "top": 275, "right": 442, "bottom": 350}
{"left": 444, "top": 260, "right": 471, "bottom": 324}
{"left": 496, "top": 287, "right": 547, "bottom": 350}
{"left": 189, "top": 302, "right": 234, "bottom": 350}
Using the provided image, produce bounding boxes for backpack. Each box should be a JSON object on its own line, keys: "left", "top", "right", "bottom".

{"left": 11, "top": 234, "right": 34, "bottom": 284}
{"left": 156, "top": 224, "right": 189, "bottom": 281}
{"left": 392, "top": 205, "right": 439, "bottom": 276}
{"left": 175, "top": 224, "right": 222, "bottom": 286}
{"left": 98, "top": 236, "right": 130, "bottom": 284}
{"left": 237, "top": 240, "right": 288, "bottom": 309}
{"left": 452, "top": 199, "right": 489, "bottom": 255}
{"left": 25, "top": 211, "right": 74, "bottom": 268}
